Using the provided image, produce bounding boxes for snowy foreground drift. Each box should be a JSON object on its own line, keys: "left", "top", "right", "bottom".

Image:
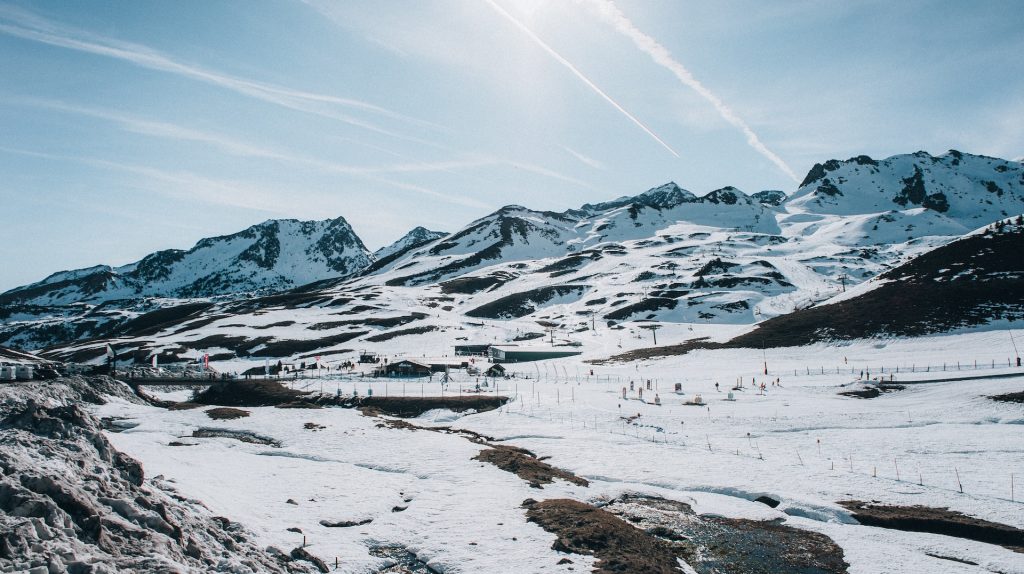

{"left": 32, "top": 330, "right": 1019, "bottom": 574}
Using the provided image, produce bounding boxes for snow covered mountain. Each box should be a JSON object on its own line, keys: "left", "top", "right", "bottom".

{"left": 0, "top": 217, "right": 371, "bottom": 307}
{"left": 3, "top": 150, "right": 1023, "bottom": 362}
{"left": 788, "top": 150, "right": 1023, "bottom": 225}
{"left": 371, "top": 227, "right": 448, "bottom": 262}
{"left": 373, "top": 183, "right": 779, "bottom": 289}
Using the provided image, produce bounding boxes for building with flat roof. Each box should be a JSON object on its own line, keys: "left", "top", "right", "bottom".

{"left": 454, "top": 344, "right": 491, "bottom": 356}
{"left": 488, "top": 346, "right": 582, "bottom": 364}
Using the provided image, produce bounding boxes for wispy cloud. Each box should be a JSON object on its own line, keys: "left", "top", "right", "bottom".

{"left": 0, "top": 144, "right": 283, "bottom": 212}
{"left": 581, "top": 0, "right": 799, "bottom": 182}
{"left": 483, "top": 0, "right": 680, "bottom": 158}
{"left": 561, "top": 146, "right": 605, "bottom": 170}
{"left": 0, "top": 143, "right": 491, "bottom": 211}
{"left": 6, "top": 96, "right": 490, "bottom": 171}
{"left": 0, "top": 5, "right": 441, "bottom": 142}
{"left": 4, "top": 97, "right": 594, "bottom": 209}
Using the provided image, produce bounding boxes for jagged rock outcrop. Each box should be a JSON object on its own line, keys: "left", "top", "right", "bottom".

{"left": 0, "top": 376, "right": 318, "bottom": 573}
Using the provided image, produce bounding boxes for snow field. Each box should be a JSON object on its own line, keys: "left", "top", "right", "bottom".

{"left": 93, "top": 328, "right": 1024, "bottom": 573}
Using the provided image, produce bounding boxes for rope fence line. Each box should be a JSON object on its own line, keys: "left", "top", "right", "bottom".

{"left": 492, "top": 388, "right": 1023, "bottom": 505}
{"left": 270, "top": 366, "right": 1022, "bottom": 504}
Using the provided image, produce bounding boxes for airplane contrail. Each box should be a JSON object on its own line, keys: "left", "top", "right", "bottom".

{"left": 483, "top": 0, "right": 680, "bottom": 158}
{"left": 0, "top": 5, "right": 443, "bottom": 141}
{"left": 582, "top": 0, "right": 799, "bottom": 182}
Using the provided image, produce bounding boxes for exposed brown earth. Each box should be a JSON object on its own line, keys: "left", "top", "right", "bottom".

{"left": 373, "top": 417, "right": 589, "bottom": 489}
{"left": 523, "top": 498, "right": 684, "bottom": 574}
{"left": 205, "top": 407, "right": 250, "bottom": 420}
{"left": 357, "top": 395, "right": 508, "bottom": 418}
{"left": 474, "top": 445, "right": 589, "bottom": 488}
{"left": 838, "top": 501, "right": 1024, "bottom": 552}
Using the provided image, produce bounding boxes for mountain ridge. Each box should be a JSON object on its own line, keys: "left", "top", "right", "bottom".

{"left": 1, "top": 216, "right": 371, "bottom": 306}
{"left": 2, "top": 150, "right": 1022, "bottom": 358}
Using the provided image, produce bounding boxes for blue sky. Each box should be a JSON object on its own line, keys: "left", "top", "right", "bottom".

{"left": 1, "top": 0, "right": 1021, "bottom": 291}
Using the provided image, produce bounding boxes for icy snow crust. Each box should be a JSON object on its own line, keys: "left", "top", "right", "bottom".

{"left": 92, "top": 329, "right": 1024, "bottom": 573}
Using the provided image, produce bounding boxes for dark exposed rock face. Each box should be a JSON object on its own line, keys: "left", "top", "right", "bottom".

{"left": 815, "top": 178, "right": 843, "bottom": 197}
{"left": 0, "top": 376, "right": 317, "bottom": 573}
{"left": 800, "top": 163, "right": 829, "bottom": 188}
{"left": 751, "top": 189, "right": 787, "bottom": 206}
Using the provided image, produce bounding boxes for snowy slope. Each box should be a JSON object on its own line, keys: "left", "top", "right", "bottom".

{"left": 88, "top": 329, "right": 1024, "bottom": 574}
{"left": 788, "top": 150, "right": 1023, "bottom": 226}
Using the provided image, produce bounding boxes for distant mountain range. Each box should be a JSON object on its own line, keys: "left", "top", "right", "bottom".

{"left": 2, "top": 149, "right": 1021, "bottom": 361}
{"left": 1, "top": 217, "right": 374, "bottom": 306}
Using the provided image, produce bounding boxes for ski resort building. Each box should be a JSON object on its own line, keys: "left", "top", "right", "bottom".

{"left": 488, "top": 346, "right": 582, "bottom": 363}
{"left": 382, "top": 359, "right": 432, "bottom": 378}
{"left": 454, "top": 344, "right": 491, "bottom": 356}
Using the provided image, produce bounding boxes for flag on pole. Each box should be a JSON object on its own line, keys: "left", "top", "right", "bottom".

{"left": 152, "top": 355, "right": 158, "bottom": 368}
{"left": 105, "top": 344, "right": 115, "bottom": 358}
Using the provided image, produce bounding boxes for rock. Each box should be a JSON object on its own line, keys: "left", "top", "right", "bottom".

{"left": 754, "top": 495, "right": 781, "bottom": 508}
{"left": 319, "top": 518, "right": 372, "bottom": 528}
{"left": 290, "top": 546, "right": 330, "bottom": 573}
{"left": 0, "top": 376, "right": 320, "bottom": 573}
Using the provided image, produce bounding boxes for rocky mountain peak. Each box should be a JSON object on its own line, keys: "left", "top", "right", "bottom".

{"left": 372, "top": 226, "right": 448, "bottom": 261}
{"left": 580, "top": 182, "right": 697, "bottom": 213}
{"left": 0, "top": 216, "right": 372, "bottom": 307}
{"left": 787, "top": 150, "right": 1023, "bottom": 225}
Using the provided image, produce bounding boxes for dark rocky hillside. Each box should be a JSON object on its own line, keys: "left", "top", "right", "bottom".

{"left": 732, "top": 219, "right": 1024, "bottom": 346}
{"left": 603, "top": 219, "right": 1024, "bottom": 361}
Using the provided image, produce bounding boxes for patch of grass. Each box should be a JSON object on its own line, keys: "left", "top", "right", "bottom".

{"left": 990, "top": 390, "right": 1024, "bottom": 404}
{"left": 474, "top": 445, "right": 588, "bottom": 488}
{"left": 523, "top": 498, "right": 681, "bottom": 574}
{"left": 205, "top": 407, "right": 250, "bottom": 420}
{"left": 357, "top": 395, "right": 507, "bottom": 418}
{"left": 838, "top": 501, "right": 1024, "bottom": 552}
{"left": 193, "top": 379, "right": 308, "bottom": 407}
